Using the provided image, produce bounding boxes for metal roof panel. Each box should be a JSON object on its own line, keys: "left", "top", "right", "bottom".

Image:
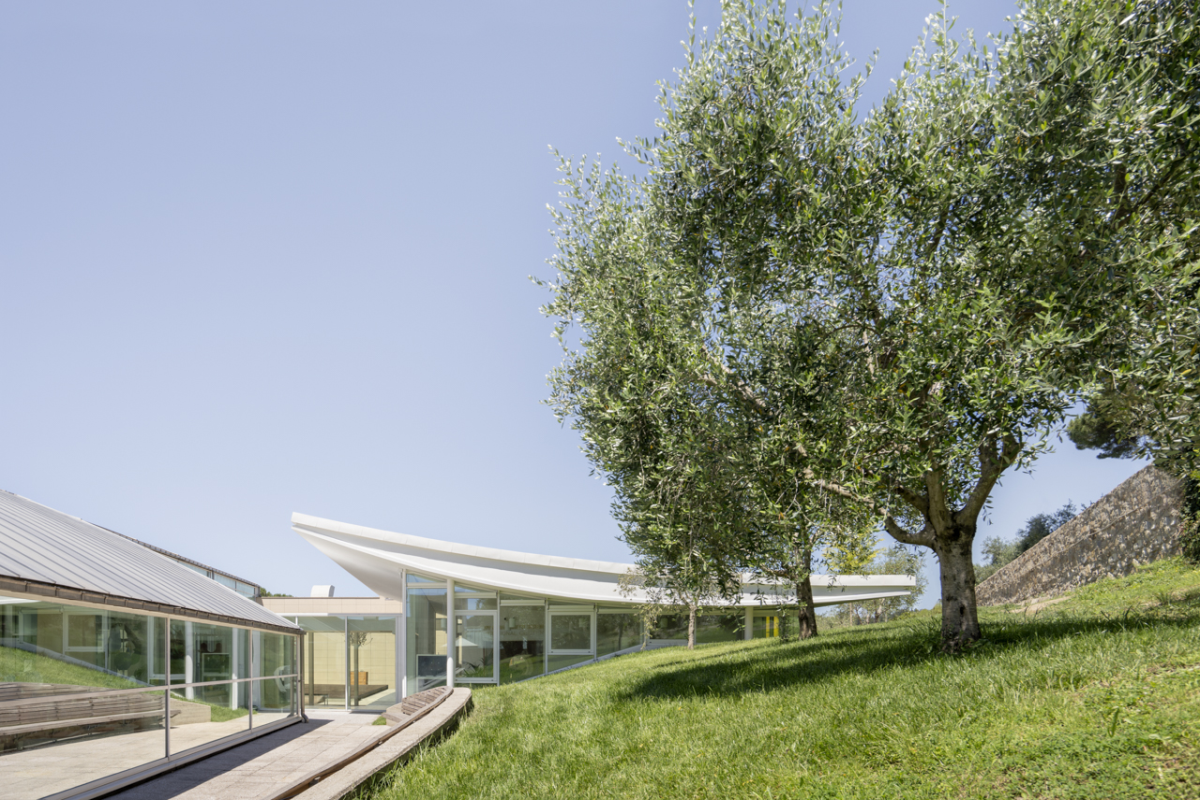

{"left": 0, "top": 490, "right": 297, "bottom": 632}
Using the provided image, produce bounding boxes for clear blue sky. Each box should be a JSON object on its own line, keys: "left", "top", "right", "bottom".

{"left": 0, "top": 1, "right": 1145, "bottom": 604}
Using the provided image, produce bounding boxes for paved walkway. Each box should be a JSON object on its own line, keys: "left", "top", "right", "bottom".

{"left": 107, "top": 711, "right": 389, "bottom": 800}
{"left": 3, "top": 715, "right": 285, "bottom": 800}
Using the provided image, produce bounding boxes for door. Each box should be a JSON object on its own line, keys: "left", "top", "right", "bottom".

{"left": 454, "top": 611, "right": 497, "bottom": 683}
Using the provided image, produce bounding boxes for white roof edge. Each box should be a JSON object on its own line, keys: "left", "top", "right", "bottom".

{"left": 292, "top": 512, "right": 639, "bottom": 576}
{"left": 290, "top": 512, "right": 917, "bottom": 589}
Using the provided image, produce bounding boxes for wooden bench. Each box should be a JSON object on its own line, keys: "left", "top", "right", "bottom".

{"left": 381, "top": 686, "right": 448, "bottom": 726}
{"left": 0, "top": 682, "right": 177, "bottom": 752}
{"left": 306, "top": 683, "right": 389, "bottom": 699}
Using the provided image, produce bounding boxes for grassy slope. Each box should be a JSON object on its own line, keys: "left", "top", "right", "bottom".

{"left": 364, "top": 559, "right": 1200, "bottom": 800}
{"left": 0, "top": 648, "right": 248, "bottom": 722}
{"left": 0, "top": 647, "right": 144, "bottom": 691}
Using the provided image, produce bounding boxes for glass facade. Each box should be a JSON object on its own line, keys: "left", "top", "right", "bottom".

{"left": 405, "top": 575, "right": 448, "bottom": 695}
{"left": 499, "top": 603, "right": 544, "bottom": 684}
{"left": 296, "top": 616, "right": 346, "bottom": 710}
{"left": 454, "top": 613, "right": 495, "bottom": 682}
{"left": 393, "top": 572, "right": 759, "bottom": 693}
{"left": 596, "top": 612, "right": 644, "bottom": 656}
{"left": 0, "top": 596, "right": 299, "bottom": 800}
{"left": 656, "top": 613, "right": 743, "bottom": 643}
{"left": 348, "top": 617, "right": 397, "bottom": 709}
{"left": 752, "top": 613, "right": 787, "bottom": 639}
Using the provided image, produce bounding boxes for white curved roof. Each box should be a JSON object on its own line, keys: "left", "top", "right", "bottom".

{"left": 292, "top": 512, "right": 915, "bottom": 607}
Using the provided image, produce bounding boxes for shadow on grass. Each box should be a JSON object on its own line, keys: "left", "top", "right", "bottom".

{"left": 615, "top": 609, "right": 1200, "bottom": 702}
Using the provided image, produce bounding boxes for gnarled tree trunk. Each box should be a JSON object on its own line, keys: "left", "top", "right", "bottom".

{"left": 796, "top": 575, "right": 818, "bottom": 639}
{"left": 934, "top": 525, "right": 980, "bottom": 651}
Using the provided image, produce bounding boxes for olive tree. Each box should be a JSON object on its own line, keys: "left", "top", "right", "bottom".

{"left": 543, "top": 0, "right": 1199, "bottom": 651}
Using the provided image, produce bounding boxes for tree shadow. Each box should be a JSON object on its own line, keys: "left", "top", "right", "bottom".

{"left": 615, "top": 611, "right": 1200, "bottom": 702}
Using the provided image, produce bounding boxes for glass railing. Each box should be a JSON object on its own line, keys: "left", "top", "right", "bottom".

{"left": 0, "top": 669, "right": 299, "bottom": 800}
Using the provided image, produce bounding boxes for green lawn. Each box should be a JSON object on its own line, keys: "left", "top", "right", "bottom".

{"left": 361, "top": 558, "right": 1200, "bottom": 800}
{"left": 0, "top": 646, "right": 248, "bottom": 722}
{"left": 1, "top": 646, "right": 145, "bottom": 691}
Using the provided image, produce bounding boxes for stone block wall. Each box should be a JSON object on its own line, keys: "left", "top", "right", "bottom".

{"left": 976, "top": 465, "right": 1184, "bottom": 606}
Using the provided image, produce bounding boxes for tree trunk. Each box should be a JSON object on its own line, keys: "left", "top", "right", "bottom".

{"left": 934, "top": 527, "right": 981, "bottom": 652}
{"left": 795, "top": 575, "right": 818, "bottom": 640}
{"left": 687, "top": 604, "right": 696, "bottom": 650}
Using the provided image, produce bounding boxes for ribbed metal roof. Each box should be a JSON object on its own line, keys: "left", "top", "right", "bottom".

{"left": 0, "top": 490, "right": 298, "bottom": 634}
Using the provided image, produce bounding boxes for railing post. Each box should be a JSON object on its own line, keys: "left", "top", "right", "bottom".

{"left": 164, "top": 687, "right": 171, "bottom": 759}
{"left": 446, "top": 577, "right": 455, "bottom": 690}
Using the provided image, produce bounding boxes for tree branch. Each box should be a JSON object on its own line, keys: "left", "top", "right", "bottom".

{"left": 884, "top": 516, "right": 936, "bottom": 549}
{"left": 1111, "top": 155, "right": 1187, "bottom": 231}
{"left": 889, "top": 481, "right": 929, "bottom": 518}
{"left": 697, "top": 347, "right": 773, "bottom": 419}
{"left": 956, "top": 433, "right": 1022, "bottom": 525}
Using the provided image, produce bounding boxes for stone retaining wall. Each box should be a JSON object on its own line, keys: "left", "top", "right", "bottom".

{"left": 976, "top": 465, "right": 1184, "bottom": 606}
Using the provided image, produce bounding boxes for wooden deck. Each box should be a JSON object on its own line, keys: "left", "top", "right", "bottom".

{"left": 101, "top": 688, "right": 467, "bottom": 800}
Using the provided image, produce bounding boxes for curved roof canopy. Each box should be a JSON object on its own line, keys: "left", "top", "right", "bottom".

{"left": 0, "top": 490, "right": 298, "bottom": 634}
{"left": 292, "top": 513, "right": 916, "bottom": 608}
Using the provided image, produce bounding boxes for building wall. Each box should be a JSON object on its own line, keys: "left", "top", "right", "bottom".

{"left": 265, "top": 598, "right": 401, "bottom": 703}
{"left": 977, "top": 465, "right": 1184, "bottom": 606}
{"left": 262, "top": 597, "right": 402, "bottom": 616}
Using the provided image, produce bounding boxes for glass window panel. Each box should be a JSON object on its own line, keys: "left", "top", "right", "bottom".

{"left": 66, "top": 610, "right": 104, "bottom": 656}
{"left": 1, "top": 600, "right": 65, "bottom": 662}
{"left": 106, "top": 610, "right": 152, "bottom": 683}
{"left": 348, "top": 617, "right": 396, "bottom": 709}
{"left": 454, "top": 613, "right": 495, "bottom": 682}
{"left": 453, "top": 596, "right": 498, "bottom": 611}
{"left": 549, "top": 614, "right": 592, "bottom": 653}
{"left": 499, "top": 605, "right": 544, "bottom": 684}
{"left": 167, "top": 685, "right": 250, "bottom": 755}
{"left": 295, "top": 617, "right": 346, "bottom": 709}
{"left": 254, "top": 631, "right": 298, "bottom": 716}
{"left": 0, "top": 597, "right": 298, "bottom": 798}
{"left": 405, "top": 572, "right": 442, "bottom": 584}
{"left": 214, "top": 574, "right": 237, "bottom": 591}
{"left": 177, "top": 561, "right": 210, "bottom": 578}
{"left": 597, "top": 614, "right": 643, "bottom": 657}
{"left": 0, "top": 685, "right": 169, "bottom": 800}
{"left": 452, "top": 583, "right": 496, "bottom": 611}
{"left": 169, "top": 620, "right": 187, "bottom": 683}
{"left": 547, "top": 653, "right": 594, "bottom": 673}
{"left": 234, "top": 581, "right": 257, "bottom": 598}
{"left": 405, "top": 583, "right": 447, "bottom": 695}
{"left": 753, "top": 615, "right": 783, "bottom": 639}
{"left": 654, "top": 614, "right": 742, "bottom": 643}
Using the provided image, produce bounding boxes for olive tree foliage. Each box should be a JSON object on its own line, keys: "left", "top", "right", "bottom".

{"left": 1001, "top": 0, "right": 1200, "bottom": 483}
{"left": 541, "top": 0, "right": 1199, "bottom": 652}
{"left": 539, "top": 164, "right": 847, "bottom": 640}
{"left": 623, "top": 0, "right": 1071, "bottom": 652}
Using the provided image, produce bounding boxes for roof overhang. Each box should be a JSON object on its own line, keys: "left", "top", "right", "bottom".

{"left": 292, "top": 513, "right": 916, "bottom": 608}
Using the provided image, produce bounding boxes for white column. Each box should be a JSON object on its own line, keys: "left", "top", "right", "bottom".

{"left": 445, "top": 577, "right": 455, "bottom": 690}
{"left": 343, "top": 617, "right": 350, "bottom": 710}
{"left": 590, "top": 606, "right": 597, "bottom": 663}
{"left": 251, "top": 631, "right": 263, "bottom": 710}
{"left": 398, "top": 569, "right": 407, "bottom": 699}
{"left": 543, "top": 601, "right": 549, "bottom": 675}
{"left": 230, "top": 630, "right": 239, "bottom": 710}
{"left": 184, "top": 621, "right": 195, "bottom": 699}
{"left": 146, "top": 616, "right": 156, "bottom": 682}
{"left": 744, "top": 608, "right": 753, "bottom": 641}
